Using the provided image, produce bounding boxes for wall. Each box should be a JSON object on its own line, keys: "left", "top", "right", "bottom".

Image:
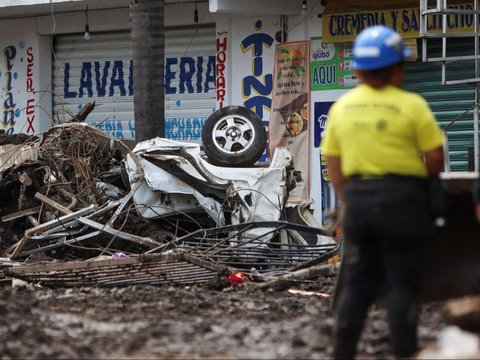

{"left": 0, "top": 2, "right": 214, "bottom": 138}
{"left": 35, "top": 2, "right": 215, "bottom": 34}
{"left": 306, "top": 1, "right": 337, "bottom": 223}
{"left": 214, "top": 5, "right": 331, "bottom": 222}
{"left": 231, "top": 16, "right": 278, "bottom": 162}
{"left": 0, "top": 1, "right": 217, "bottom": 138}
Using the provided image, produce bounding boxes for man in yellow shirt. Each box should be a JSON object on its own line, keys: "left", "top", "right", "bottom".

{"left": 321, "top": 25, "right": 444, "bottom": 358}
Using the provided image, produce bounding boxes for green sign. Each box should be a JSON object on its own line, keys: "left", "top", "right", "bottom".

{"left": 310, "top": 38, "right": 357, "bottom": 91}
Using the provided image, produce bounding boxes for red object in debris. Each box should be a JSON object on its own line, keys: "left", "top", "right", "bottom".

{"left": 227, "top": 272, "right": 252, "bottom": 284}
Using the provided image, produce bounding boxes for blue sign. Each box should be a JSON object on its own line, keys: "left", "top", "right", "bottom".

{"left": 314, "top": 101, "right": 334, "bottom": 148}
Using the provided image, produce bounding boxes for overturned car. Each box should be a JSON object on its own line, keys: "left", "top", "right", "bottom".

{"left": 125, "top": 138, "right": 294, "bottom": 229}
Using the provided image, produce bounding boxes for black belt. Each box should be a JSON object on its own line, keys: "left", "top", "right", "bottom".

{"left": 349, "top": 174, "right": 386, "bottom": 180}
{"left": 349, "top": 174, "right": 425, "bottom": 183}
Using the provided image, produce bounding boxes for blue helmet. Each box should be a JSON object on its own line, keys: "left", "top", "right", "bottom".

{"left": 352, "top": 25, "right": 412, "bottom": 70}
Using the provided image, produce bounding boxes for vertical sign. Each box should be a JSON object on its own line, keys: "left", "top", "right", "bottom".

{"left": 216, "top": 31, "right": 228, "bottom": 109}
{"left": 1, "top": 40, "right": 39, "bottom": 135}
{"left": 231, "top": 18, "right": 276, "bottom": 162}
{"left": 25, "top": 46, "right": 36, "bottom": 134}
{"left": 269, "top": 41, "right": 310, "bottom": 203}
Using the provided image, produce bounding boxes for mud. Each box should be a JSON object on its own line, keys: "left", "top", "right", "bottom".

{"left": 0, "top": 277, "right": 446, "bottom": 359}
{"left": 0, "top": 126, "right": 450, "bottom": 359}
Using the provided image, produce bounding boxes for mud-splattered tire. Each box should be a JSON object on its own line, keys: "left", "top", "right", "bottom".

{"left": 201, "top": 106, "right": 267, "bottom": 167}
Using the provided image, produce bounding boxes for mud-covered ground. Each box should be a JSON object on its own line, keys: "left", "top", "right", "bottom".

{"left": 0, "top": 275, "right": 447, "bottom": 359}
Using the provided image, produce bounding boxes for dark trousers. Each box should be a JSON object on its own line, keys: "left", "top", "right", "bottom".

{"left": 333, "top": 176, "right": 430, "bottom": 359}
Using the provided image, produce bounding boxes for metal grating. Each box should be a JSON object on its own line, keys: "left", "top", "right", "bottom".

{"left": 4, "top": 222, "right": 339, "bottom": 287}
{"left": 4, "top": 253, "right": 222, "bottom": 287}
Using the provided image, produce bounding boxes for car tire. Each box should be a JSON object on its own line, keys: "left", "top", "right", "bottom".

{"left": 201, "top": 106, "right": 267, "bottom": 167}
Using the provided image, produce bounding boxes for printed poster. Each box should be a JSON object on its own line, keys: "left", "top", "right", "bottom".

{"left": 269, "top": 41, "right": 310, "bottom": 203}
{"left": 315, "top": 101, "right": 334, "bottom": 219}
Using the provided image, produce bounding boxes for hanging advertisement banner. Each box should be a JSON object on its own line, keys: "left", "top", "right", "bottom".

{"left": 269, "top": 41, "right": 310, "bottom": 203}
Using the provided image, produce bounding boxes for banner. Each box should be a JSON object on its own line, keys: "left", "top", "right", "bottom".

{"left": 310, "top": 38, "right": 357, "bottom": 91}
{"left": 309, "top": 39, "right": 416, "bottom": 92}
{"left": 269, "top": 41, "right": 310, "bottom": 203}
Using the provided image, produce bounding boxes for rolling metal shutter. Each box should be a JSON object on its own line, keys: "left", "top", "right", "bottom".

{"left": 404, "top": 38, "right": 476, "bottom": 171}
{"left": 52, "top": 26, "right": 216, "bottom": 141}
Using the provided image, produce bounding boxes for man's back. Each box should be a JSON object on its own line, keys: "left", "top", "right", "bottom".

{"left": 323, "top": 83, "right": 443, "bottom": 178}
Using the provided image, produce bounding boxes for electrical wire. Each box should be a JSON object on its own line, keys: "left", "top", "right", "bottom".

{"left": 181, "top": 0, "right": 214, "bottom": 59}
{"left": 49, "top": 0, "right": 62, "bottom": 71}
{"left": 287, "top": 0, "right": 323, "bottom": 38}
{"left": 222, "top": 187, "right": 283, "bottom": 215}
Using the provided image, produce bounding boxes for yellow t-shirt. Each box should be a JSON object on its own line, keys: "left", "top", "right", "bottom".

{"left": 321, "top": 84, "right": 444, "bottom": 178}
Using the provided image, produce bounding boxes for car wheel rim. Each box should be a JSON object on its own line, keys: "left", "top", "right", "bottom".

{"left": 212, "top": 115, "right": 256, "bottom": 154}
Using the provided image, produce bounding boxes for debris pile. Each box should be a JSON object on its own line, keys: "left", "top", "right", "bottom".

{"left": 0, "top": 121, "right": 338, "bottom": 287}
{"left": 1, "top": 123, "right": 158, "bottom": 259}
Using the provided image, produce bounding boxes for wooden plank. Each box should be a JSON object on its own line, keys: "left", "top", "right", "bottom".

{"left": 76, "top": 216, "right": 160, "bottom": 248}
{"left": 2, "top": 207, "right": 41, "bottom": 222}
{"left": 253, "top": 263, "right": 336, "bottom": 291}
{"left": 34, "top": 192, "right": 72, "bottom": 214}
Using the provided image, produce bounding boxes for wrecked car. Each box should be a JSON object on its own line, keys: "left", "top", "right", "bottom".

{"left": 124, "top": 138, "right": 294, "bottom": 228}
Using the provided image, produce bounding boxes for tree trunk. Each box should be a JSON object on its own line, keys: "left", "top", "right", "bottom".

{"left": 130, "top": 0, "right": 165, "bottom": 141}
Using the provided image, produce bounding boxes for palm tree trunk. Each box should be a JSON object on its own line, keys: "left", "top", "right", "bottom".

{"left": 130, "top": 0, "right": 165, "bottom": 141}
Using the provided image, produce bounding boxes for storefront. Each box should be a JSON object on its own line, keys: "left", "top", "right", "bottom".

{"left": 52, "top": 26, "right": 217, "bottom": 141}
{"left": 305, "top": 0, "right": 478, "bottom": 220}
{"left": 404, "top": 39, "right": 475, "bottom": 171}
{"left": 0, "top": 0, "right": 477, "bottom": 224}
{"left": 320, "top": 0, "right": 478, "bottom": 171}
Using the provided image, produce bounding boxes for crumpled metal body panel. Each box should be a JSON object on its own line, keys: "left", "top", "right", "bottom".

{"left": 124, "top": 138, "right": 293, "bottom": 235}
